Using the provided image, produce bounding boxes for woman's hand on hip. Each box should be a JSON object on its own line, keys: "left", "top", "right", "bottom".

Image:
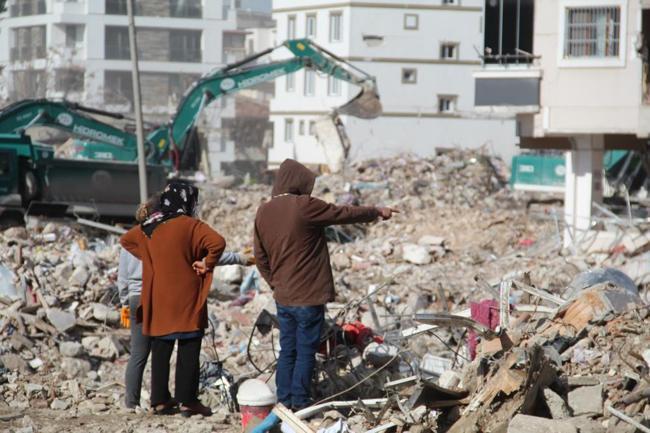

{"left": 192, "top": 259, "right": 208, "bottom": 276}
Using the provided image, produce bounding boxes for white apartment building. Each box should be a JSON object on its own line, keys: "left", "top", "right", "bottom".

{"left": 0, "top": 0, "right": 269, "bottom": 177}
{"left": 474, "top": 0, "right": 650, "bottom": 247}
{"left": 268, "top": 0, "right": 518, "bottom": 168}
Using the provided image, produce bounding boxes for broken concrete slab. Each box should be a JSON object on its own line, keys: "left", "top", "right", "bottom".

{"left": 507, "top": 414, "right": 577, "bottom": 433}
{"left": 567, "top": 376, "right": 601, "bottom": 387}
{"left": 544, "top": 388, "right": 570, "bottom": 419}
{"left": 215, "top": 265, "right": 243, "bottom": 284}
{"left": 567, "top": 415, "right": 606, "bottom": 433}
{"left": 46, "top": 308, "right": 76, "bottom": 333}
{"left": 59, "top": 341, "right": 83, "bottom": 358}
{"left": 91, "top": 303, "right": 119, "bottom": 324}
{"left": 0, "top": 354, "right": 29, "bottom": 373}
{"left": 50, "top": 398, "right": 70, "bottom": 410}
{"left": 418, "top": 235, "right": 445, "bottom": 246}
{"left": 68, "top": 266, "right": 89, "bottom": 287}
{"left": 568, "top": 384, "right": 603, "bottom": 416}
{"left": 402, "top": 244, "right": 431, "bottom": 265}
{"left": 60, "top": 357, "right": 91, "bottom": 379}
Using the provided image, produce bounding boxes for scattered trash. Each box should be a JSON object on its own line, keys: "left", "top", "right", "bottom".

{"left": 1, "top": 150, "right": 648, "bottom": 433}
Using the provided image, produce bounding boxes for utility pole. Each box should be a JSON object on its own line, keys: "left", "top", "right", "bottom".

{"left": 126, "top": 0, "right": 148, "bottom": 202}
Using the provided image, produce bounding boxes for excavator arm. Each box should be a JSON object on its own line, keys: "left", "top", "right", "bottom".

{"left": 149, "top": 38, "right": 382, "bottom": 170}
{"left": 0, "top": 99, "right": 154, "bottom": 161}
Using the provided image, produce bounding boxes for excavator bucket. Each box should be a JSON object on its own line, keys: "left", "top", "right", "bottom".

{"left": 336, "top": 85, "right": 382, "bottom": 119}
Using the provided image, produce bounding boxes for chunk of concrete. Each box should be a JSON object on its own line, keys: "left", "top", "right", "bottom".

{"left": 507, "top": 414, "right": 577, "bottom": 433}
{"left": 438, "top": 370, "right": 461, "bottom": 389}
{"left": 59, "top": 341, "right": 83, "bottom": 357}
{"left": 1, "top": 353, "right": 29, "bottom": 373}
{"left": 402, "top": 243, "right": 431, "bottom": 265}
{"left": 331, "top": 252, "right": 351, "bottom": 270}
{"left": 69, "top": 266, "right": 89, "bottom": 287}
{"left": 91, "top": 303, "right": 119, "bottom": 324}
{"left": 567, "top": 415, "right": 606, "bottom": 433}
{"left": 24, "top": 383, "right": 44, "bottom": 398}
{"left": 46, "top": 308, "right": 76, "bottom": 332}
{"left": 60, "top": 357, "right": 91, "bottom": 379}
{"left": 568, "top": 384, "right": 603, "bottom": 416}
{"left": 418, "top": 235, "right": 445, "bottom": 246}
{"left": 544, "top": 388, "right": 570, "bottom": 419}
{"left": 215, "top": 265, "right": 243, "bottom": 284}
{"left": 50, "top": 398, "right": 70, "bottom": 410}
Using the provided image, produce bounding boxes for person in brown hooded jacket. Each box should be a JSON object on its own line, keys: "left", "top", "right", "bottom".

{"left": 254, "top": 159, "right": 396, "bottom": 410}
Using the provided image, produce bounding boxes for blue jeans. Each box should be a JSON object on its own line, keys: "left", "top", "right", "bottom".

{"left": 276, "top": 303, "right": 324, "bottom": 409}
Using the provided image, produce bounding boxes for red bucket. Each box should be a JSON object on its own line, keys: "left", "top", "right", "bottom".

{"left": 241, "top": 404, "right": 274, "bottom": 431}
{"left": 237, "top": 379, "right": 276, "bottom": 433}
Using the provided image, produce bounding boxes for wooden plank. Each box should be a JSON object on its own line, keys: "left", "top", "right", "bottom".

{"left": 272, "top": 403, "right": 315, "bottom": 433}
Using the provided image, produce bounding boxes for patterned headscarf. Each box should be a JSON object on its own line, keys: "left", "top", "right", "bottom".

{"left": 141, "top": 181, "right": 199, "bottom": 237}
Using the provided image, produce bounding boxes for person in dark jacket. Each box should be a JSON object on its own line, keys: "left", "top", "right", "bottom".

{"left": 254, "top": 159, "right": 396, "bottom": 410}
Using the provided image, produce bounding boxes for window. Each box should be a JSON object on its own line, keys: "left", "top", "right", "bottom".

{"left": 65, "top": 25, "right": 84, "bottom": 48}
{"left": 170, "top": 0, "right": 202, "bottom": 18}
{"left": 168, "top": 73, "right": 199, "bottom": 100}
{"left": 287, "top": 15, "right": 296, "bottom": 39}
{"left": 442, "top": 0, "right": 456, "bottom": 4}
{"left": 309, "top": 120, "right": 316, "bottom": 136}
{"left": 9, "top": 0, "right": 46, "bottom": 16}
{"left": 564, "top": 7, "right": 620, "bottom": 58}
{"left": 438, "top": 95, "right": 457, "bottom": 113}
{"left": 402, "top": 68, "right": 417, "bottom": 84}
{"left": 404, "top": 14, "right": 419, "bottom": 30}
{"left": 55, "top": 69, "right": 85, "bottom": 92}
{"left": 11, "top": 26, "right": 46, "bottom": 61}
{"left": 328, "top": 76, "right": 342, "bottom": 96}
{"left": 299, "top": 120, "right": 305, "bottom": 135}
{"left": 247, "top": 39, "right": 254, "bottom": 55}
{"left": 105, "top": 0, "right": 127, "bottom": 14}
{"left": 440, "top": 43, "right": 458, "bottom": 60}
{"left": 105, "top": 26, "right": 130, "bottom": 59}
{"left": 104, "top": 70, "right": 133, "bottom": 105}
{"left": 306, "top": 14, "right": 317, "bottom": 38}
{"left": 329, "top": 12, "right": 342, "bottom": 42}
{"left": 170, "top": 30, "right": 202, "bottom": 62}
{"left": 284, "top": 118, "right": 294, "bottom": 142}
{"left": 304, "top": 70, "right": 315, "bottom": 96}
{"left": 286, "top": 74, "right": 295, "bottom": 92}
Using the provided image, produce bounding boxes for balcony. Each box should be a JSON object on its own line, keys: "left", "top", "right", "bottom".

{"left": 474, "top": 55, "right": 542, "bottom": 115}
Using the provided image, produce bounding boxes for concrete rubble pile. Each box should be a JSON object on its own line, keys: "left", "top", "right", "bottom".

{"left": 0, "top": 149, "right": 649, "bottom": 433}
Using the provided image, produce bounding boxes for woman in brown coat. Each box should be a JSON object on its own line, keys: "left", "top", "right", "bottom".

{"left": 120, "top": 181, "right": 225, "bottom": 417}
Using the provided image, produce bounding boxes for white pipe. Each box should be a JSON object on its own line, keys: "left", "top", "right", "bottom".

{"left": 295, "top": 398, "right": 389, "bottom": 419}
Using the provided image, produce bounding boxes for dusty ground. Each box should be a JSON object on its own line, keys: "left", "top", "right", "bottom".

{"left": 2, "top": 152, "right": 647, "bottom": 432}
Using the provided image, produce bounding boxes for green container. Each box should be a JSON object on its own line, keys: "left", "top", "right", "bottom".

{"left": 510, "top": 151, "right": 630, "bottom": 192}
{"left": 510, "top": 154, "right": 566, "bottom": 192}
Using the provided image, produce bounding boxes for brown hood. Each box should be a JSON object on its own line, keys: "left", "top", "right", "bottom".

{"left": 272, "top": 159, "right": 316, "bottom": 196}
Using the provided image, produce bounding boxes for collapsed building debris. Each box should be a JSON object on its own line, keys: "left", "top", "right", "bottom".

{"left": 0, "top": 150, "right": 649, "bottom": 432}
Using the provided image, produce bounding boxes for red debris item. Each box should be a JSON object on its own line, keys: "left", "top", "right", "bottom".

{"left": 468, "top": 300, "right": 502, "bottom": 360}
{"left": 518, "top": 238, "right": 535, "bottom": 247}
{"left": 342, "top": 321, "right": 383, "bottom": 350}
{"left": 611, "top": 244, "right": 626, "bottom": 255}
{"left": 318, "top": 321, "right": 383, "bottom": 355}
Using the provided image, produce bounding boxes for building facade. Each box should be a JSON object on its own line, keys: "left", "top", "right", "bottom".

{"left": 268, "top": 0, "right": 518, "bottom": 169}
{"left": 474, "top": 0, "right": 650, "bottom": 246}
{"left": 0, "top": 0, "right": 273, "bottom": 177}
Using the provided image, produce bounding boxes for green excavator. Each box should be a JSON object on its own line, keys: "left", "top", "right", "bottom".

{"left": 0, "top": 38, "right": 382, "bottom": 221}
